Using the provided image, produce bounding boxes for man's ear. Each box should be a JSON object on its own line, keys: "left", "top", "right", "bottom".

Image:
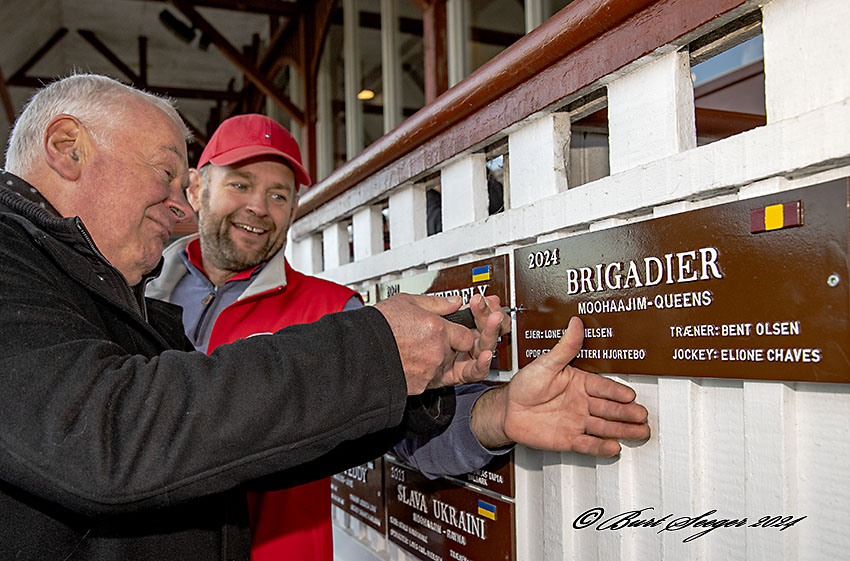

{"left": 186, "top": 168, "right": 203, "bottom": 212}
{"left": 44, "top": 115, "right": 87, "bottom": 181}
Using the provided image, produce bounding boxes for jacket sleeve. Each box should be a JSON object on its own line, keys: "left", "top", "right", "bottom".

{"left": 0, "top": 221, "right": 412, "bottom": 516}
{"left": 393, "top": 383, "right": 514, "bottom": 478}
{"left": 248, "top": 385, "right": 510, "bottom": 490}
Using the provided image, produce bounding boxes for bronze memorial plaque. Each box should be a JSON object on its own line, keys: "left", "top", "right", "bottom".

{"left": 385, "top": 457, "right": 515, "bottom": 561}
{"left": 330, "top": 457, "right": 386, "bottom": 532}
{"left": 515, "top": 179, "right": 850, "bottom": 383}
{"left": 378, "top": 255, "right": 512, "bottom": 371}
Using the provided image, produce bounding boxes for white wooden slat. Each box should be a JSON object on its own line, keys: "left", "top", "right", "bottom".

{"left": 508, "top": 113, "right": 571, "bottom": 209}
{"left": 316, "top": 46, "right": 335, "bottom": 183}
{"left": 388, "top": 183, "right": 427, "bottom": 249}
{"left": 514, "top": 446, "right": 544, "bottom": 561}
{"left": 352, "top": 205, "right": 384, "bottom": 261}
{"left": 658, "top": 378, "right": 706, "bottom": 561}
{"left": 607, "top": 50, "right": 696, "bottom": 174}
{"left": 542, "top": 451, "right": 598, "bottom": 561}
{"left": 794, "top": 383, "right": 850, "bottom": 561}
{"left": 322, "top": 221, "right": 351, "bottom": 270}
{"left": 742, "top": 381, "right": 797, "bottom": 561}
{"left": 594, "top": 375, "right": 629, "bottom": 561}
{"left": 441, "top": 153, "right": 489, "bottom": 231}
{"left": 702, "top": 379, "right": 747, "bottom": 560}
{"left": 762, "top": 0, "right": 850, "bottom": 123}
{"left": 289, "top": 232, "right": 323, "bottom": 274}
{"left": 622, "top": 375, "right": 662, "bottom": 561}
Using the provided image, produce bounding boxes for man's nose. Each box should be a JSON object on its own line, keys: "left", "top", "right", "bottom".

{"left": 244, "top": 190, "right": 270, "bottom": 216}
{"left": 167, "top": 190, "right": 194, "bottom": 224}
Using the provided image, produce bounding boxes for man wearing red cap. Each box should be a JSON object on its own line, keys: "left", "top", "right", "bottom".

{"left": 147, "top": 114, "right": 514, "bottom": 560}
{"left": 146, "top": 114, "right": 652, "bottom": 560}
{"left": 1, "top": 75, "right": 649, "bottom": 560}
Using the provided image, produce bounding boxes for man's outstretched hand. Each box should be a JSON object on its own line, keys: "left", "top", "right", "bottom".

{"left": 470, "top": 316, "right": 650, "bottom": 457}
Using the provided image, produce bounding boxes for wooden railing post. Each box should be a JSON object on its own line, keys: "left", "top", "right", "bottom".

{"left": 389, "top": 183, "right": 427, "bottom": 248}
{"left": 352, "top": 205, "right": 385, "bottom": 260}
{"left": 508, "top": 113, "right": 571, "bottom": 208}
{"left": 762, "top": 0, "right": 850, "bottom": 123}
{"left": 607, "top": 49, "right": 696, "bottom": 174}
{"left": 441, "top": 153, "right": 488, "bottom": 230}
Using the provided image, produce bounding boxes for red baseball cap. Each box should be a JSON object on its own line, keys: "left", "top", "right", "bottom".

{"left": 197, "top": 114, "right": 312, "bottom": 188}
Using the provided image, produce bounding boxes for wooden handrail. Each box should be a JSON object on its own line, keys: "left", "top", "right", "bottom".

{"left": 296, "top": 0, "right": 660, "bottom": 218}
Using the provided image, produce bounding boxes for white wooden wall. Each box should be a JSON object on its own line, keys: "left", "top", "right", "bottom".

{"left": 289, "top": 1, "right": 850, "bottom": 559}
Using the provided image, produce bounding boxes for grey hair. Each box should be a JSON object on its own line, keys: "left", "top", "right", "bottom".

{"left": 4, "top": 73, "right": 191, "bottom": 175}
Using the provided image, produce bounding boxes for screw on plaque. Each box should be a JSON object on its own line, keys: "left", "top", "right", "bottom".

{"left": 827, "top": 274, "right": 840, "bottom": 287}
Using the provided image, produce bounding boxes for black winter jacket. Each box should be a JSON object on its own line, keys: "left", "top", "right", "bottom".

{"left": 0, "top": 173, "right": 452, "bottom": 560}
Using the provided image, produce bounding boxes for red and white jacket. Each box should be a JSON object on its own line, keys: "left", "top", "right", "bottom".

{"left": 148, "top": 234, "right": 359, "bottom": 561}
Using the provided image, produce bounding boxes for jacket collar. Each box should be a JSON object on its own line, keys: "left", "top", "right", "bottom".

{"left": 147, "top": 233, "right": 289, "bottom": 302}
{"left": 1, "top": 170, "right": 164, "bottom": 316}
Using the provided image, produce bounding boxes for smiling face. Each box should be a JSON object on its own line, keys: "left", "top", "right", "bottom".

{"left": 190, "top": 157, "right": 298, "bottom": 286}
{"left": 74, "top": 99, "right": 192, "bottom": 285}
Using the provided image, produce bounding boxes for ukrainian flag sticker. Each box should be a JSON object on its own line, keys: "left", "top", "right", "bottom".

{"left": 477, "top": 499, "right": 496, "bottom": 520}
{"left": 472, "top": 265, "right": 491, "bottom": 283}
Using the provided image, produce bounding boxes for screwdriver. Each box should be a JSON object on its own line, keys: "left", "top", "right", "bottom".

{"left": 442, "top": 306, "right": 523, "bottom": 328}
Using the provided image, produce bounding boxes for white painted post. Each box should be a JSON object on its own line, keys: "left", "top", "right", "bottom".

{"left": 446, "top": 0, "right": 469, "bottom": 87}
{"left": 288, "top": 69, "right": 303, "bottom": 153}
{"left": 514, "top": 447, "right": 544, "bottom": 561}
{"left": 743, "top": 382, "right": 797, "bottom": 560}
{"left": 508, "top": 113, "right": 571, "bottom": 209}
{"left": 607, "top": 50, "right": 696, "bottom": 174}
{"left": 344, "top": 0, "right": 364, "bottom": 158}
{"left": 542, "top": 452, "right": 597, "bottom": 561}
{"left": 657, "top": 378, "right": 704, "bottom": 561}
{"left": 316, "top": 46, "right": 334, "bottom": 182}
{"left": 289, "top": 233, "right": 323, "bottom": 274}
{"left": 762, "top": 0, "right": 850, "bottom": 123}
{"left": 701, "top": 379, "right": 746, "bottom": 560}
{"left": 322, "top": 221, "right": 350, "bottom": 269}
{"left": 622, "top": 375, "right": 662, "bottom": 561}
{"left": 525, "top": 0, "right": 549, "bottom": 32}
{"left": 440, "top": 153, "right": 488, "bottom": 230}
{"left": 794, "top": 382, "right": 850, "bottom": 561}
{"left": 352, "top": 204, "right": 384, "bottom": 261}
{"left": 388, "top": 183, "right": 427, "bottom": 248}
{"left": 381, "top": 0, "right": 402, "bottom": 133}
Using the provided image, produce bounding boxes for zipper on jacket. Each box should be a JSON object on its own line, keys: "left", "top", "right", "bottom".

{"left": 74, "top": 217, "right": 147, "bottom": 320}
{"left": 193, "top": 286, "right": 218, "bottom": 344}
